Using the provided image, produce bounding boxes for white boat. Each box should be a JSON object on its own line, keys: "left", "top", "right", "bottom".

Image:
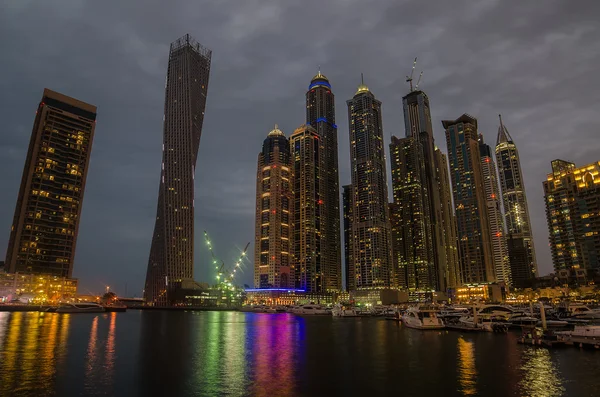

{"left": 402, "top": 305, "right": 445, "bottom": 330}
{"left": 556, "top": 303, "right": 600, "bottom": 320}
{"left": 570, "top": 306, "right": 600, "bottom": 320}
{"left": 331, "top": 304, "right": 359, "bottom": 317}
{"left": 507, "top": 313, "right": 538, "bottom": 326}
{"left": 55, "top": 303, "right": 105, "bottom": 313}
{"left": 557, "top": 325, "right": 600, "bottom": 338}
{"left": 476, "top": 305, "right": 518, "bottom": 322}
{"left": 539, "top": 319, "right": 569, "bottom": 328}
{"left": 295, "top": 304, "right": 330, "bottom": 315}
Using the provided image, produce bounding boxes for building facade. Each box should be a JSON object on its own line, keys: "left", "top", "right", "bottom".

{"left": 290, "top": 124, "right": 325, "bottom": 292}
{"left": 479, "top": 135, "right": 511, "bottom": 285}
{"left": 254, "top": 126, "right": 294, "bottom": 289}
{"left": 144, "top": 35, "right": 211, "bottom": 305}
{"left": 389, "top": 135, "right": 433, "bottom": 290}
{"left": 495, "top": 115, "right": 538, "bottom": 285}
{"left": 434, "top": 148, "right": 461, "bottom": 289}
{"left": 347, "top": 78, "right": 392, "bottom": 290}
{"left": 0, "top": 272, "right": 78, "bottom": 302}
{"left": 389, "top": 89, "right": 456, "bottom": 292}
{"left": 342, "top": 184, "right": 353, "bottom": 292}
{"left": 543, "top": 159, "right": 600, "bottom": 276}
{"left": 5, "top": 89, "right": 97, "bottom": 278}
{"left": 443, "top": 114, "right": 495, "bottom": 284}
{"left": 306, "top": 72, "right": 341, "bottom": 292}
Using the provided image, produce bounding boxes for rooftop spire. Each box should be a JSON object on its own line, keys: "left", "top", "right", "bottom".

{"left": 356, "top": 73, "right": 370, "bottom": 95}
{"left": 268, "top": 124, "right": 284, "bottom": 137}
{"left": 496, "top": 113, "right": 514, "bottom": 145}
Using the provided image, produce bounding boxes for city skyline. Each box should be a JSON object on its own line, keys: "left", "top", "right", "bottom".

{"left": 1, "top": 2, "right": 599, "bottom": 295}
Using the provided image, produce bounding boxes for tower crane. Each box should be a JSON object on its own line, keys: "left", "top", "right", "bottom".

{"left": 405, "top": 57, "right": 417, "bottom": 91}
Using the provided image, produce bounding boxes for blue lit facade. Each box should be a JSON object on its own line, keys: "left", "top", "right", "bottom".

{"left": 305, "top": 72, "right": 341, "bottom": 292}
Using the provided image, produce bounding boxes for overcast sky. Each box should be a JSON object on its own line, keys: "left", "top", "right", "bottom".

{"left": 1, "top": 1, "right": 599, "bottom": 296}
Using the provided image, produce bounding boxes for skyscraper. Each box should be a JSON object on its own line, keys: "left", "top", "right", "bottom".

{"left": 306, "top": 72, "right": 341, "bottom": 292}
{"left": 5, "top": 89, "right": 97, "bottom": 277}
{"left": 389, "top": 88, "right": 456, "bottom": 292}
{"left": 347, "top": 77, "right": 392, "bottom": 290}
{"left": 495, "top": 115, "right": 538, "bottom": 285}
{"left": 342, "top": 184, "right": 353, "bottom": 292}
{"left": 290, "top": 124, "right": 324, "bottom": 292}
{"left": 443, "top": 114, "right": 495, "bottom": 284}
{"left": 254, "top": 126, "right": 293, "bottom": 289}
{"left": 543, "top": 159, "right": 600, "bottom": 276}
{"left": 144, "top": 34, "right": 211, "bottom": 305}
{"left": 389, "top": 135, "right": 433, "bottom": 290}
{"left": 479, "top": 135, "right": 510, "bottom": 285}
{"left": 434, "top": 148, "right": 460, "bottom": 289}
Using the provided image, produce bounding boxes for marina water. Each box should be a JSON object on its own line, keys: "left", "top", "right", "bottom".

{"left": 0, "top": 310, "right": 599, "bottom": 396}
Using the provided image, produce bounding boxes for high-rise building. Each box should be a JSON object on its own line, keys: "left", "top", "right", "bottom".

{"left": 543, "top": 159, "right": 600, "bottom": 276}
{"left": 5, "top": 89, "right": 97, "bottom": 278}
{"left": 347, "top": 77, "right": 392, "bottom": 290}
{"left": 388, "top": 202, "right": 403, "bottom": 289}
{"left": 254, "top": 126, "right": 293, "bottom": 289}
{"left": 434, "top": 148, "right": 460, "bottom": 289}
{"left": 342, "top": 184, "right": 353, "bottom": 292}
{"left": 495, "top": 115, "right": 538, "bottom": 285}
{"left": 443, "top": 114, "right": 495, "bottom": 284}
{"left": 389, "top": 88, "right": 456, "bottom": 292}
{"left": 479, "top": 135, "right": 510, "bottom": 285}
{"left": 306, "top": 72, "right": 341, "bottom": 292}
{"left": 389, "top": 135, "right": 433, "bottom": 290}
{"left": 290, "top": 124, "right": 324, "bottom": 292}
{"left": 144, "top": 35, "right": 211, "bottom": 305}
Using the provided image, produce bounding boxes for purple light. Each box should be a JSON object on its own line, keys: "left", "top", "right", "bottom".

{"left": 245, "top": 288, "right": 306, "bottom": 292}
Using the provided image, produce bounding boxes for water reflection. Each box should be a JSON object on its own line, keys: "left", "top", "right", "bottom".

{"left": 222, "top": 312, "right": 246, "bottom": 393}
{"left": 250, "top": 314, "right": 298, "bottom": 396}
{"left": 85, "top": 315, "right": 99, "bottom": 378}
{"left": 0, "top": 312, "right": 70, "bottom": 396}
{"left": 457, "top": 337, "right": 477, "bottom": 395}
{"left": 519, "top": 348, "right": 565, "bottom": 397}
{"left": 105, "top": 312, "right": 117, "bottom": 374}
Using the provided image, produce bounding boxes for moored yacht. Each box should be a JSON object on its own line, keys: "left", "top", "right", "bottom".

{"left": 401, "top": 305, "right": 445, "bottom": 330}
{"left": 294, "top": 304, "right": 330, "bottom": 315}
{"left": 331, "top": 304, "right": 359, "bottom": 317}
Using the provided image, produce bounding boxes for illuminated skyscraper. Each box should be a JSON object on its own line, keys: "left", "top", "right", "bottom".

{"left": 144, "top": 35, "right": 211, "bottom": 305}
{"left": 389, "top": 88, "right": 456, "bottom": 292}
{"left": 347, "top": 77, "right": 392, "bottom": 290}
{"left": 443, "top": 114, "right": 495, "bottom": 284}
{"left": 495, "top": 115, "right": 538, "bottom": 284}
{"left": 543, "top": 159, "right": 600, "bottom": 276}
{"left": 290, "top": 124, "right": 324, "bottom": 292}
{"left": 479, "top": 135, "right": 510, "bottom": 285}
{"left": 389, "top": 135, "right": 433, "bottom": 290}
{"left": 434, "top": 148, "right": 460, "bottom": 289}
{"left": 254, "top": 126, "right": 293, "bottom": 289}
{"left": 5, "top": 89, "right": 96, "bottom": 277}
{"left": 342, "top": 184, "right": 353, "bottom": 291}
{"left": 306, "top": 72, "right": 341, "bottom": 292}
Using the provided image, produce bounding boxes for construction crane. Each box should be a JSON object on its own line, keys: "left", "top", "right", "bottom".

{"left": 203, "top": 230, "right": 250, "bottom": 286}
{"left": 406, "top": 57, "right": 424, "bottom": 92}
{"left": 415, "top": 71, "right": 423, "bottom": 90}
{"left": 406, "top": 57, "right": 417, "bottom": 91}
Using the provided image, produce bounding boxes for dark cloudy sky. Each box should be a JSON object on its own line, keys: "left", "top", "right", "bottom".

{"left": 1, "top": 1, "right": 599, "bottom": 296}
